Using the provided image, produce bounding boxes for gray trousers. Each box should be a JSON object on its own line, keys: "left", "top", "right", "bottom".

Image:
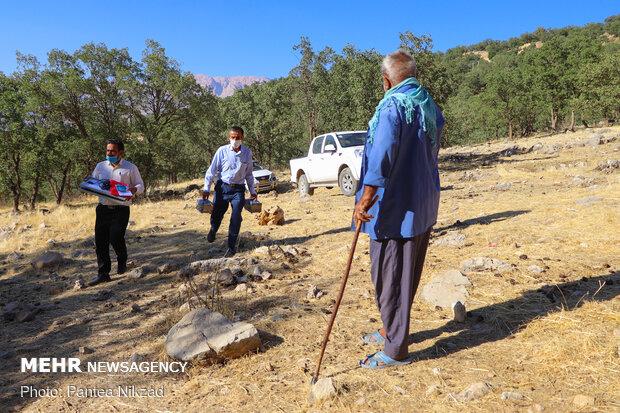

{"left": 369, "top": 229, "right": 431, "bottom": 360}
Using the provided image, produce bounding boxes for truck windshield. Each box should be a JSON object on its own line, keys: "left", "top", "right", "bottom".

{"left": 337, "top": 132, "right": 366, "bottom": 148}
{"left": 252, "top": 161, "right": 264, "bottom": 171}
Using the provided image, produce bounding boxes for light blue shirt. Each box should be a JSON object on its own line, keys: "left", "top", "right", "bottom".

{"left": 354, "top": 84, "right": 444, "bottom": 240}
{"left": 204, "top": 143, "right": 256, "bottom": 195}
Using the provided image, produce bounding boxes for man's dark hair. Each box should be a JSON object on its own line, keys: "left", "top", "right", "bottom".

{"left": 230, "top": 126, "right": 244, "bottom": 136}
{"left": 107, "top": 139, "right": 124, "bottom": 151}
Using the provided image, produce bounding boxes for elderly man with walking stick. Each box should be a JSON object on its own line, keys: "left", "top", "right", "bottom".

{"left": 354, "top": 49, "right": 445, "bottom": 369}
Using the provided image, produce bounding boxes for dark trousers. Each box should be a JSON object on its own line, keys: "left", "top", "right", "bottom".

{"left": 369, "top": 229, "right": 431, "bottom": 360}
{"left": 95, "top": 204, "right": 130, "bottom": 276}
{"left": 210, "top": 180, "right": 246, "bottom": 250}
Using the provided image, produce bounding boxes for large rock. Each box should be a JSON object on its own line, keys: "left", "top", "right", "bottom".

{"left": 256, "top": 205, "right": 285, "bottom": 226}
{"left": 420, "top": 270, "right": 472, "bottom": 307}
{"left": 31, "top": 251, "right": 64, "bottom": 269}
{"left": 166, "top": 308, "right": 261, "bottom": 364}
{"left": 461, "top": 257, "right": 511, "bottom": 274}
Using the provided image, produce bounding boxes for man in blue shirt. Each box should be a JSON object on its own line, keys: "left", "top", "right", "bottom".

{"left": 203, "top": 126, "right": 257, "bottom": 256}
{"left": 354, "top": 50, "right": 445, "bottom": 369}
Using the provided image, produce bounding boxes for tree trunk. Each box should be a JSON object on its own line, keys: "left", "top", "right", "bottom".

{"left": 29, "top": 171, "right": 41, "bottom": 210}
{"left": 508, "top": 122, "right": 513, "bottom": 139}
{"left": 550, "top": 109, "right": 557, "bottom": 130}
{"left": 8, "top": 153, "right": 22, "bottom": 212}
{"left": 56, "top": 162, "right": 71, "bottom": 204}
{"left": 569, "top": 109, "right": 575, "bottom": 132}
{"left": 581, "top": 113, "right": 589, "bottom": 128}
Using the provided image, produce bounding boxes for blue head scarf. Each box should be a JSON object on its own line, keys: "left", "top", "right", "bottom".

{"left": 367, "top": 77, "right": 437, "bottom": 146}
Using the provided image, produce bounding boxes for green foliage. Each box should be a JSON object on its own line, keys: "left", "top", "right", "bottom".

{"left": 1, "top": 14, "right": 618, "bottom": 209}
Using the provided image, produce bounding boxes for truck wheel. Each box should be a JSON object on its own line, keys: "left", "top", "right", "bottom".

{"left": 338, "top": 167, "right": 358, "bottom": 196}
{"left": 298, "top": 174, "right": 314, "bottom": 196}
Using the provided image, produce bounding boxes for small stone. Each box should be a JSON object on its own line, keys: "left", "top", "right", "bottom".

{"left": 211, "top": 268, "right": 235, "bottom": 286}
{"left": 453, "top": 301, "right": 466, "bottom": 322}
{"left": 426, "top": 385, "right": 441, "bottom": 397}
{"left": 455, "top": 382, "right": 492, "bottom": 401}
{"left": 79, "top": 346, "right": 94, "bottom": 354}
{"left": 71, "top": 250, "right": 90, "bottom": 258}
{"left": 309, "top": 377, "right": 336, "bottom": 404}
{"left": 528, "top": 404, "right": 544, "bottom": 413}
{"left": 236, "top": 275, "right": 248, "bottom": 284}
{"left": 235, "top": 284, "right": 248, "bottom": 293}
{"left": 572, "top": 395, "right": 595, "bottom": 408}
{"left": 130, "top": 304, "right": 141, "bottom": 313}
{"left": 248, "top": 265, "right": 263, "bottom": 277}
{"left": 496, "top": 182, "right": 512, "bottom": 191}
{"left": 575, "top": 196, "right": 603, "bottom": 205}
{"left": 360, "top": 289, "right": 371, "bottom": 299}
{"left": 16, "top": 309, "right": 37, "bottom": 322}
{"left": 92, "top": 290, "right": 112, "bottom": 301}
{"left": 270, "top": 313, "right": 286, "bottom": 321}
{"left": 527, "top": 265, "right": 545, "bottom": 274}
{"left": 254, "top": 246, "right": 269, "bottom": 255}
{"left": 261, "top": 271, "right": 273, "bottom": 281}
{"left": 355, "top": 397, "right": 366, "bottom": 405}
{"left": 129, "top": 268, "right": 145, "bottom": 279}
{"left": 31, "top": 251, "right": 64, "bottom": 269}
{"left": 432, "top": 367, "right": 442, "bottom": 376}
{"left": 501, "top": 391, "right": 524, "bottom": 401}
{"left": 307, "top": 285, "right": 325, "bottom": 299}
{"left": 129, "top": 353, "right": 144, "bottom": 363}
{"left": 158, "top": 263, "right": 174, "bottom": 274}
{"left": 434, "top": 231, "right": 467, "bottom": 247}
{"left": 74, "top": 279, "right": 86, "bottom": 290}
{"left": 7, "top": 252, "right": 24, "bottom": 262}
{"left": 296, "top": 358, "right": 310, "bottom": 372}
{"left": 392, "top": 385, "right": 406, "bottom": 395}
{"left": 281, "top": 262, "right": 291, "bottom": 270}
{"left": 46, "top": 238, "right": 56, "bottom": 246}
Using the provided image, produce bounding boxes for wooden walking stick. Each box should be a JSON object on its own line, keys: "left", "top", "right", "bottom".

{"left": 311, "top": 196, "right": 377, "bottom": 385}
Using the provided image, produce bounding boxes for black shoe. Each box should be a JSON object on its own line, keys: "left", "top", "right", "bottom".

{"left": 224, "top": 248, "right": 236, "bottom": 257}
{"left": 89, "top": 274, "right": 111, "bottom": 286}
{"left": 117, "top": 264, "right": 127, "bottom": 275}
{"left": 207, "top": 229, "right": 216, "bottom": 243}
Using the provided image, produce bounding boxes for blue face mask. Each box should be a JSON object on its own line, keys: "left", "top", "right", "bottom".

{"left": 106, "top": 156, "right": 118, "bottom": 164}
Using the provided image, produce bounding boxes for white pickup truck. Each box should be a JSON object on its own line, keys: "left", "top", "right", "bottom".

{"left": 289, "top": 130, "right": 366, "bottom": 196}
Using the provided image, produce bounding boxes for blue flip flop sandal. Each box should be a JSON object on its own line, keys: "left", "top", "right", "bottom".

{"left": 361, "top": 330, "right": 385, "bottom": 345}
{"left": 359, "top": 350, "right": 412, "bottom": 369}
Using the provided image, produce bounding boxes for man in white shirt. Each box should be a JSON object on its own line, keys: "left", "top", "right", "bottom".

{"left": 202, "top": 126, "right": 257, "bottom": 256}
{"left": 89, "top": 139, "right": 144, "bottom": 286}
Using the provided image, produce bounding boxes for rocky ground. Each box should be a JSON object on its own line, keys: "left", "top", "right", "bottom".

{"left": 0, "top": 126, "right": 618, "bottom": 412}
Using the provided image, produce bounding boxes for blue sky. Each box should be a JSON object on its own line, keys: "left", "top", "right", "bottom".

{"left": 1, "top": 0, "right": 617, "bottom": 78}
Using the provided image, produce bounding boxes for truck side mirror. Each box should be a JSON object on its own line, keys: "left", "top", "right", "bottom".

{"left": 324, "top": 144, "right": 336, "bottom": 152}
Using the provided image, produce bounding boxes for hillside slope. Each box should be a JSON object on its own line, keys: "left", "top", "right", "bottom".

{"left": 0, "top": 126, "right": 618, "bottom": 412}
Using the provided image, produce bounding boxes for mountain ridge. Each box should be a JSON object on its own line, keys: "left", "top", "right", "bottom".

{"left": 194, "top": 74, "right": 269, "bottom": 98}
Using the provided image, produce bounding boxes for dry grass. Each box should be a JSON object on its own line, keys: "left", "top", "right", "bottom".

{"left": 1, "top": 126, "right": 619, "bottom": 412}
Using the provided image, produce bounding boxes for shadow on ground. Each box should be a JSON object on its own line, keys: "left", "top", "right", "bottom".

{"left": 403, "top": 272, "right": 618, "bottom": 362}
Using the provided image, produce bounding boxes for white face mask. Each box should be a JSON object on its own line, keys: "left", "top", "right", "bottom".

{"left": 230, "top": 139, "right": 242, "bottom": 149}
